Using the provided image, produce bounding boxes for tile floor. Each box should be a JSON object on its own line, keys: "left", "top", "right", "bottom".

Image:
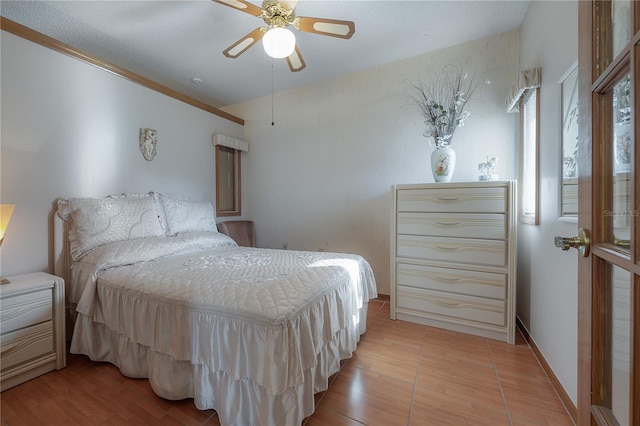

{"left": 0, "top": 298, "right": 574, "bottom": 425}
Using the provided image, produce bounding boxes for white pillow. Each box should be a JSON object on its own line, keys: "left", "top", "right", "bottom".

{"left": 160, "top": 195, "right": 217, "bottom": 235}
{"left": 110, "top": 192, "right": 166, "bottom": 230}
{"left": 65, "top": 196, "right": 164, "bottom": 260}
{"left": 152, "top": 192, "right": 186, "bottom": 234}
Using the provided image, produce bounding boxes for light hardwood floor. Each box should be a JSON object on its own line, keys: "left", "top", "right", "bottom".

{"left": 1, "top": 299, "right": 573, "bottom": 425}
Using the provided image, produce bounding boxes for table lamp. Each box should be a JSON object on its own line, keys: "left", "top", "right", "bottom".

{"left": 0, "top": 204, "right": 15, "bottom": 284}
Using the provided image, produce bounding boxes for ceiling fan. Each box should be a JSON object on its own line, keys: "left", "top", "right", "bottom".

{"left": 213, "top": 0, "right": 356, "bottom": 72}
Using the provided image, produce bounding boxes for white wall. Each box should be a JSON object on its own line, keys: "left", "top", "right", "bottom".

{"left": 225, "top": 31, "right": 520, "bottom": 295}
{"left": 0, "top": 31, "right": 244, "bottom": 277}
{"left": 517, "top": 0, "right": 579, "bottom": 405}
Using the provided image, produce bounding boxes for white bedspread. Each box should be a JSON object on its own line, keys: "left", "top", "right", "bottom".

{"left": 69, "top": 231, "right": 377, "bottom": 425}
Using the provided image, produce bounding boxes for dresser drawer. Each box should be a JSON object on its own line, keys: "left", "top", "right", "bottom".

{"left": 0, "top": 288, "right": 52, "bottom": 334}
{"left": 397, "top": 262, "right": 507, "bottom": 299}
{"left": 397, "top": 235, "right": 506, "bottom": 267}
{"left": 0, "top": 321, "right": 54, "bottom": 372}
{"left": 397, "top": 212, "right": 506, "bottom": 239}
{"left": 397, "top": 186, "right": 508, "bottom": 213}
{"left": 397, "top": 286, "right": 506, "bottom": 326}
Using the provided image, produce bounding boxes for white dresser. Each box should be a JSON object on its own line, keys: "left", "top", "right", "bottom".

{"left": 0, "top": 272, "right": 66, "bottom": 391}
{"left": 390, "top": 181, "right": 517, "bottom": 344}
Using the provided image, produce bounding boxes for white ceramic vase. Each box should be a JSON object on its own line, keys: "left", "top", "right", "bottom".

{"left": 431, "top": 146, "right": 456, "bottom": 182}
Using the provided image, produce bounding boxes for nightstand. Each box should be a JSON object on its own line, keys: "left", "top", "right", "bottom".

{"left": 0, "top": 272, "right": 66, "bottom": 391}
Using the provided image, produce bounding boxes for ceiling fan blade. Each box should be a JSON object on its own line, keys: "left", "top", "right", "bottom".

{"left": 295, "top": 17, "right": 355, "bottom": 39}
{"left": 286, "top": 46, "right": 306, "bottom": 72}
{"left": 212, "top": 0, "right": 263, "bottom": 17}
{"left": 223, "top": 28, "right": 266, "bottom": 58}
{"left": 279, "top": 0, "right": 298, "bottom": 10}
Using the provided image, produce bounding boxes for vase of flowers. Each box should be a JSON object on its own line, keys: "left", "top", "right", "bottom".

{"left": 411, "top": 65, "right": 477, "bottom": 182}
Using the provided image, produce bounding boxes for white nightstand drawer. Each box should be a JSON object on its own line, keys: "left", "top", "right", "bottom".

{"left": 0, "top": 321, "right": 54, "bottom": 372}
{"left": 397, "top": 186, "right": 508, "bottom": 213}
{"left": 0, "top": 289, "right": 52, "bottom": 334}
{"left": 397, "top": 212, "right": 506, "bottom": 240}
{"left": 396, "top": 262, "right": 507, "bottom": 300}
{"left": 0, "top": 273, "right": 65, "bottom": 390}
{"left": 397, "top": 286, "right": 506, "bottom": 327}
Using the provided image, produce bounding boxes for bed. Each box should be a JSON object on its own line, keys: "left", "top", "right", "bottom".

{"left": 54, "top": 193, "right": 377, "bottom": 426}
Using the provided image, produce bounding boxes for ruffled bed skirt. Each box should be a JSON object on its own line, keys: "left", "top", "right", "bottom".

{"left": 71, "top": 302, "right": 369, "bottom": 426}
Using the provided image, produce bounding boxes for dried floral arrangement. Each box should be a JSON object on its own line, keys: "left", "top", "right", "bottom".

{"left": 411, "top": 65, "right": 479, "bottom": 148}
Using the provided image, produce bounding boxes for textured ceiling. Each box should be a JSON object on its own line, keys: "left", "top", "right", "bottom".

{"left": 1, "top": 0, "right": 530, "bottom": 108}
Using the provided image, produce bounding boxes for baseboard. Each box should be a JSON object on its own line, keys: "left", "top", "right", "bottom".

{"left": 516, "top": 317, "right": 577, "bottom": 424}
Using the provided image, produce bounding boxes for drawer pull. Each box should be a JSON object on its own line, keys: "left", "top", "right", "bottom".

{"left": 434, "top": 221, "right": 462, "bottom": 227}
{"left": 421, "top": 296, "right": 502, "bottom": 313}
{"left": 435, "top": 197, "right": 461, "bottom": 202}
{"left": 430, "top": 275, "right": 462, "bottom": 284}
{"left": 435, "top": 245, "right": 463, "bottom": 252}
{"left": 432, "top": 298, "right": 460, "bottom": 307}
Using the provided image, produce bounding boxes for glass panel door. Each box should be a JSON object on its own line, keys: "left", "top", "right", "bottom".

{"left": 611, "top": 265, "right": 631, "bottom": 425}
{"left": 611, "top": 74, "right": 632, "bottom": 250}
{"left": 579, "top": 1, "right": 638, "bottom": 425}
{"left": 612, "top": 0, "right": 631, "bottom": 58}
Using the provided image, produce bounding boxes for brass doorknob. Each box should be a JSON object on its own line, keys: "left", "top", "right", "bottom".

{"left": 554, "top": 228, "right": 590, "bottom": 257}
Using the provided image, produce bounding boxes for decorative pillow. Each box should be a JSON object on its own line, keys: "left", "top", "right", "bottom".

{"left": 64, "top": 196, "right": 164, "bottom": 260}
{"left": 152, "top": 192, "right": 187, "bottom": 234}
{"left": 109, "top": 192, "right": 165, "bottom": 229}
{"left": 160, "top": 195, "right": 217, "bottom": 235}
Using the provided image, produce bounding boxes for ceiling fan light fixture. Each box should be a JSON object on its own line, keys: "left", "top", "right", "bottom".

{"left": 263, "top": 27, "right": 296, "bottom": 58}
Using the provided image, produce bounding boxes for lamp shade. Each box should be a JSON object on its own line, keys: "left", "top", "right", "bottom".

{"left": 0, "top": 204, "right": 15, "bottom": 244}
{"left": 263, "top": 27, "right": 296, "bottom": 59}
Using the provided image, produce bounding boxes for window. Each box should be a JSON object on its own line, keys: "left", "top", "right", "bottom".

{"left": 519, "top": 88, "right": 539, "bottom": 225}
{"left": 506, "top": 67, "right": 540, "bottom": 224}
{"left": 215, "top": 145, "right": 241, "bottom": 216}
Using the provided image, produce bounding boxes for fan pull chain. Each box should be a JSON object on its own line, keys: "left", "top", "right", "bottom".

{"left": 271, "top": 62, "right": 275, "bottom": 126}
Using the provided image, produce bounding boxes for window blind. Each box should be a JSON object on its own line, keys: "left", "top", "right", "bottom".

{"left": 212, "top": 133, "right": 249, "bottom": 152}
{"left": 521, "top": 89, "right": 538, "bottom": 221}
{"left": 506, "top": 67, "right": 541, "bottom": 113}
